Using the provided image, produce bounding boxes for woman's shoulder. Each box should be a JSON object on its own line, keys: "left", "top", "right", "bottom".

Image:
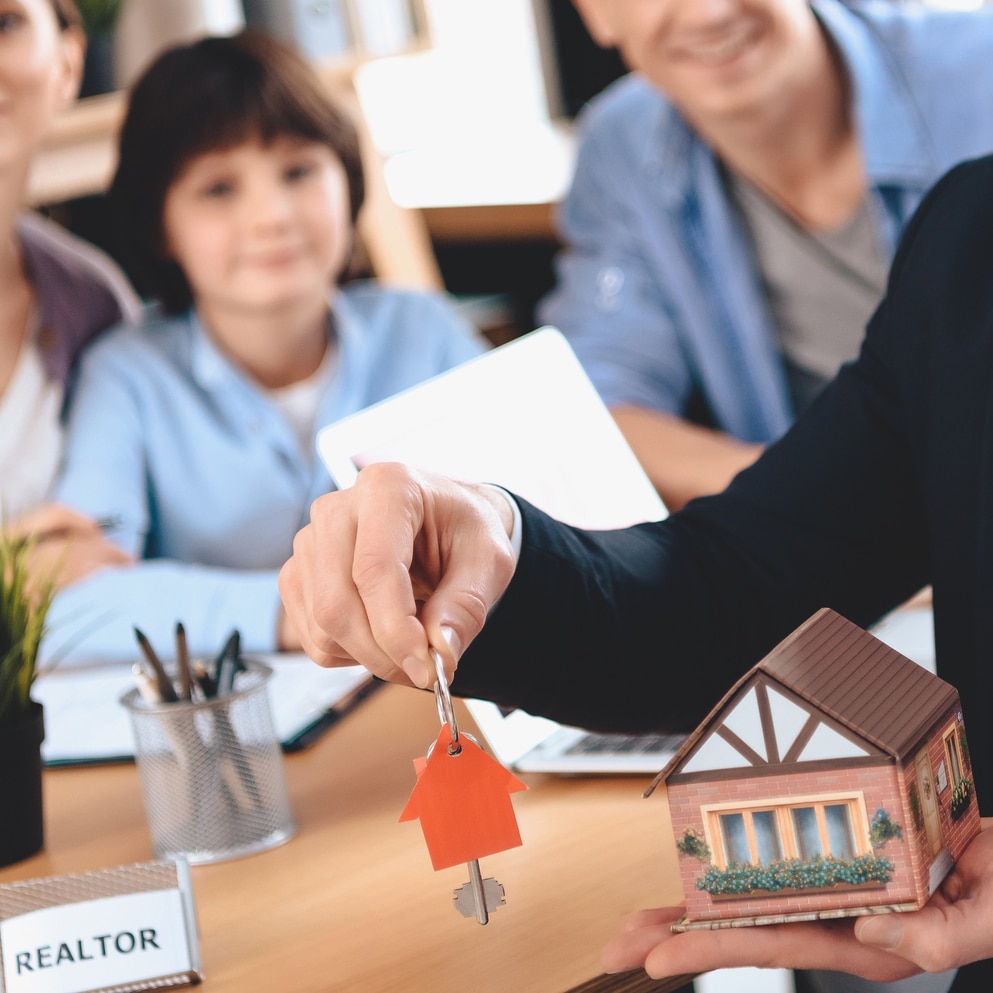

{"left": 17, "top": 213, "right": 140, "bottom": 319}
{"left": 18, "top": 213, "right": 143, "bottom": 384}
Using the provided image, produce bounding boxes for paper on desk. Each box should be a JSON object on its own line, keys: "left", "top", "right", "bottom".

{"left": 33, "top": 654, "right": 372, "bottom": 765}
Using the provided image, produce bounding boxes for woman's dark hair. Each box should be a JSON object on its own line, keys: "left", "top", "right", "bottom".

{"left": 109, "top": 29, "right": 366, "bottom": 314}
{"left": 50, "top": 0, "right": 82, "bottom": 30}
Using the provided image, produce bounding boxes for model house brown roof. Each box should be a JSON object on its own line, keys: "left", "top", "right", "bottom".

{"left": 758, "top": 608, "right": 957, "bottom": 760}
{"left": 647, "top": 608, "right": 959, "bottom": 793}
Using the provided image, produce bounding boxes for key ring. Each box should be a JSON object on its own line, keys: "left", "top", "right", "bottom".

{"left": 431, "top": 646, "right": 461, "bottom": 753}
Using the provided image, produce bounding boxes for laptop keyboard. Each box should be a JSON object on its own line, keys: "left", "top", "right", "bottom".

{"left": 563, "top": 732, "right": 686, "bottom": 756}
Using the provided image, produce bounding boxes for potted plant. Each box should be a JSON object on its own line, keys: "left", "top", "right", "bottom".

{"left": 76, "top": 0, "right": 126, "bottom": 98}
{"left": 0, "top": 531, "right": 56, "bottom": 867}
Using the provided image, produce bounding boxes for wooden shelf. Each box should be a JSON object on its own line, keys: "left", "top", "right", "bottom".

{"left": 26, "top": 92, "right": 125, "bottom": 207}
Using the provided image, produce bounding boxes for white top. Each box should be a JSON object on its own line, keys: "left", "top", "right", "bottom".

{"left": 265, "top": 344, "right": 339, "bottom": 464}
{"left": 0, "top": 312, "right": 63, "bottom": 523}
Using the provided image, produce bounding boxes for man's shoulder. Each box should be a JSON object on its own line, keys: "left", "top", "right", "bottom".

{"left": 832, "top": 0, "right": 993, "bottom": 54}
{"left": 908, "top": 154, "right": 993, "bottom": 234}
{"left": 883, "top": 154, "right": 993, "bottom": 321}
{"left": 575, "top": 74, "right": 672, "bottom": 144}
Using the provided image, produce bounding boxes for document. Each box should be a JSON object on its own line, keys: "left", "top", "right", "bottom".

{"left": 33, "top": 655, "right": 373, "bottom": 766}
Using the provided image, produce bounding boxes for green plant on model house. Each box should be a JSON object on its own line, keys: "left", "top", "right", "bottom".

{"left": 869, "top": 808, "right": 902, "bottom": 850}
{"left": 908, "top": 782, "right": 924, "bottom": 833}
{"left": 0, "top": 532, "right": 56, "bottom": 726}
{"left": 676, "top": 826, "right": 711, "bottom": 862}
{"left": 950, "top": 777, "right": 974, "bottom": 821}
{"left": 696, "top": 852, "right": 894, "bottom": 897}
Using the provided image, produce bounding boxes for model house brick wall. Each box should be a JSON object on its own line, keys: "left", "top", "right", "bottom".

{"left": 668, "top": 763, "right": 914, "bottom": 924}
{"left": 901, "top": 703, "right": 981, "bottom": 895}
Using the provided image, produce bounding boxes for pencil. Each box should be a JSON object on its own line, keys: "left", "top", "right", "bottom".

{"left": 174, "top": 621, "right": 192, "bottom": 701}
{"left": 133, "top": 626, "right": 178, "bottom": 703}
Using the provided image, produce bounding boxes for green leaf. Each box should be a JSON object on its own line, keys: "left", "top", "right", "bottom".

{"left": 0, "top": 531, "right": 57, "bottom": 725}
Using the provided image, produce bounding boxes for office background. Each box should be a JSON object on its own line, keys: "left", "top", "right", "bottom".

{"left": 45, "top": 0, "right": 628, "bottom": 344}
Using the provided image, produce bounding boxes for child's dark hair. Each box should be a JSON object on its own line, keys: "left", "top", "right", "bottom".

{"left": 109, "top": 29, "right": 366, "bottom": 314}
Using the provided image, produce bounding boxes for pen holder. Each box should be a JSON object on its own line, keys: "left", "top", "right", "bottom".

{"left": 120, "top": 660, "right": 296, "bottom": 865}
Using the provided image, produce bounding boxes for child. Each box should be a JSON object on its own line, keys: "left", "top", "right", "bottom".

{"left": 41, "top": 30, "right": 486, "bottom": 662}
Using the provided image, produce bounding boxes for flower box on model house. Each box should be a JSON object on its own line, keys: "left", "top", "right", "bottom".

{"left": 646, "top": 608, "right": 981, "bottom": 930}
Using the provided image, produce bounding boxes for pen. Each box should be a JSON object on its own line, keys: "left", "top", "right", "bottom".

{"left": 133, "top": 626, "right": 179, "bottom": 703}
{"left": 215, "top": 629, "right": 241, "bottom": 698}
{"left": 206, "top": 628, "right": 262, "bottom": 807}
{"left": 174, "top": 621, "right": 192, "bottom": 701}
{"left": 192, "top": 660, "right": 215, "bottom": 698}
{"left": 26, "top": 513, "right": 125, "bottom": 547}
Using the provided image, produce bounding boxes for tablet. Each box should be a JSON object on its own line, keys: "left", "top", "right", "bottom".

{"left": 316, "top": 326, "right": 667, "bottom": 530}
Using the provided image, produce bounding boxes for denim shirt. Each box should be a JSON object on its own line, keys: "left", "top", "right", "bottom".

{"left": 45, "top": 283, "right": 485, "bottom": 664}
{"left": 538, "top": 0, "right": 993, "bottom": 442}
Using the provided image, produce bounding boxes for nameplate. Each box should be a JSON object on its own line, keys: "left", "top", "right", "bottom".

{"left": 0, "top": 861, "right": 201, "bottom": 993}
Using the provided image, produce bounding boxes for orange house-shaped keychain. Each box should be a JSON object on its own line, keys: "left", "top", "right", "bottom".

{"left": 401, "top": 725, "right": 528, "bottom": 871}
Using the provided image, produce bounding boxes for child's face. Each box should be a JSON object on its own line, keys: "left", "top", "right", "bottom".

{"left": 0, "top": 0, "right": 83, "bottom": 170}
{"left": 161, "top": 135, "right": 352, "bottom": 321}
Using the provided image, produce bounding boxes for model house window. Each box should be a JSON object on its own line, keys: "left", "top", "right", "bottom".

{"left": 944, "top": 726, "right": 964, "bottom": 787}
{"left": 708, "top": 796, "right": 864, "bottom": 868}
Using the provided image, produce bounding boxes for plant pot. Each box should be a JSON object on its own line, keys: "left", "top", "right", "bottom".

{"left": 79, "top": 32, "right": 116, "bottom": 98}
{"left": 0, "top": 700, "right": 45, "bottom": 867}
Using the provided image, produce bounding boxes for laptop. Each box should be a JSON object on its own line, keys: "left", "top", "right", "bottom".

{"left": 316, "top": 326, "right": 686, "bottom": 774}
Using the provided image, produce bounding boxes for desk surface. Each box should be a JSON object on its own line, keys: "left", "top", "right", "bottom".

{"left": 1, "top": 683, "right": 685, "bottom": 993}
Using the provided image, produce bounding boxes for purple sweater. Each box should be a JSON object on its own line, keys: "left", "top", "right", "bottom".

{"left": 17, "top": 212, "right": 140, "bottom": 387}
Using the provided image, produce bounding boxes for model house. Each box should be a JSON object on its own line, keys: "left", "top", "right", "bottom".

{"left": 648, "top": 608, "right": 981, "bottom": 930}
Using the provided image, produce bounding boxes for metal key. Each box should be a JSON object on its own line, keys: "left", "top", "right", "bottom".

{"left": 431, "top": 648, "right": 508, "bottom": 925}
{"left": 453, "top": 860, "right": 505, "bottom": 924}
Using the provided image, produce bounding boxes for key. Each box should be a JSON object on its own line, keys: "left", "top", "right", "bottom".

{"left": 453, "top": 860, "right": 505, "bottom": 924}
{"left": 399, "top": 648, "right": 527, "bottom": 924}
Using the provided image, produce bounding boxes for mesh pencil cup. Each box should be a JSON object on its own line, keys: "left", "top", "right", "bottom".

{"left": 121, "top": 660, "right": 296, "bottom": 864}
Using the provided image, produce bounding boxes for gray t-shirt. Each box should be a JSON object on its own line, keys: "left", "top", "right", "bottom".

{"left": 730, "top": 174, "right": 889, "bottom": 415}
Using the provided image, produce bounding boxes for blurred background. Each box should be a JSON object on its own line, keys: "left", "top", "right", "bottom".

{"left": 39, "top": 0, "right": 988, "bottom": 344}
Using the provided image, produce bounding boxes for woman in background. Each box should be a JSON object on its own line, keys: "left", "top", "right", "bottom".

{"left": 41, "top": 29, "right": 485, "bottom": 662}
{"left": 0, "top": 0, "right": 137, "bottom": 530}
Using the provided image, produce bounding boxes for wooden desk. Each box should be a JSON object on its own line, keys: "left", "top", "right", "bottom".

{"left": 0, "top": 684, "right": 684, "bottom": 993}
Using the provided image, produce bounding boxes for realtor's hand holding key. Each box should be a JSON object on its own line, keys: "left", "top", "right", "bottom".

{"left": 279, "top": 463, "right": 517, "bottom": 690}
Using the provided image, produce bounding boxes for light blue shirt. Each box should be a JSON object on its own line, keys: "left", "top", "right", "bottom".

{"left": 538, "top": 0, "right": 993, "bottom": 442}
{"left": 45, "top": 283, "right": 485, "bottom": 664}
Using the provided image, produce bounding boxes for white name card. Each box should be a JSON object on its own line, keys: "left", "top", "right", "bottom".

{"left": 0, "top": 861, "right": 200, "bottom": 993}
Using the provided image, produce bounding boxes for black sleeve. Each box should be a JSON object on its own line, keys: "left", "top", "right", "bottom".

{"left": 450, "top": 156, "right": 993, "bottom": 733}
